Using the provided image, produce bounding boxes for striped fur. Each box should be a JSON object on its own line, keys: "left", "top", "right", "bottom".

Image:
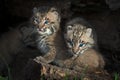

{"left": 64, "top": 18, "right": 96, "bottom": 57}
{"left": 20, "top": 6, "right": 61, "bottom": 54}
{"left": 31, "top": 6, "right": 61, "bottom": 35}
{"left": 51, "top": 18, "right": 105, "bottom": 71}
{"left": 31, "top": 6, "right": 61, "bottom": 54}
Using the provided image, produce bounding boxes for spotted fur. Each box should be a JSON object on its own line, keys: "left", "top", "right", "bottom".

{"left": 20, "top": 6, "right": 61, "bottom": 54}
{"left": 51, "top": 18, "right": 105, "bottom": 71}
{"left": 31, "top": 6, "right": 61, "bottom": 35}
{"left": 64, "top": 18, "right": 96, "bottom": 57}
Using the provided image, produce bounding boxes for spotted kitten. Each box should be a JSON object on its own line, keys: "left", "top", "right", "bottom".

{"left": 52, "top": 18, "right": 105, "bottom": 71}
{"left": 26, "top": 6, "right": 61, "bottom": 62}
{"left": 64, "top": 18, "right": 96, "bottom": 57}
{"left": 31, "top": 6, "right": 60, "bottom": 35}
{"left": 21, "top": 6, "right": 61, "bottom": 55}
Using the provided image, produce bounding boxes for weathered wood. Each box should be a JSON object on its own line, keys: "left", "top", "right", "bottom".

{"left": 22, "top": 56, "right": 112, "bottom": 80}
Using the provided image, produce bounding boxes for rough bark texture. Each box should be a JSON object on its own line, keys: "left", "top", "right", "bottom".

{"left": 21, "top": 57, "right": 112, "bottom": 80}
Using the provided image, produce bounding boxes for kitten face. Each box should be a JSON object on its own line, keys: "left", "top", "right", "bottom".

{"left": 64, "top": 24, "right": 94, "bottom": 57}
{"left": 31, "top": 7, "right": 60, "bottom": 35}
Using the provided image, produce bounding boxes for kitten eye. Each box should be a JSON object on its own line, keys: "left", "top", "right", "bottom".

{"left": 44, "top": 17, "right": 50, "bottom": 24}
{"left": 67, "top": 40, "right": 73, "bottom": 46}
{"left": 34, "top": 17, "right": 40, "bottom": 24}
{"left": 44, "top": 20, "right": 49, "bottom": 24}
{"left": 79, "top": 41, "right": 85, "bottom": 47}
{"left": 79, "top": 43, "right": 84, "bottom": 47}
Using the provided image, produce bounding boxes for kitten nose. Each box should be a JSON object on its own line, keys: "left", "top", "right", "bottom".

{"left": 72, "top": 47, "right": 78, "bottom": 54}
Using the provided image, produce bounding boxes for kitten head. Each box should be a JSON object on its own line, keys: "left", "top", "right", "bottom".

{"left": 64, "top": 23, "right": 95, "bottom": 57}
{"left": 31, "top": 6, "right": 61, "bottom": 35}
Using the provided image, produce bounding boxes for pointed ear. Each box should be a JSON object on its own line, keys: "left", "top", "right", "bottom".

{"left": 86, "top": 28, "right": 92, "bottom": 37}
{"left": 50, "top": 7, "right": 57, "bottom": 12}
{"left": 50, "top": 7, "right": 59, "bottom": 16}
{"left": 33, "top": 7, "right": 38, "bottom": 14}
{"left": 48, "top": 7, "right": 60, "bottom": 22}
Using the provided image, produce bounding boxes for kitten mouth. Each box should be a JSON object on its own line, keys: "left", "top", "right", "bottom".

{"left": 38, "top": 25, "right": 47, "bottom": 31}
{"left": 72, "top": 50, "right": 82, "bottom": 57}
{"left": 68, "top": 51, "right": 80, "bottom": 57}
{"left": 39, "top": 27, "right": 46, "bottom": 31}
{"left": 73, "top": 52, "right": 79, "bottom": 57}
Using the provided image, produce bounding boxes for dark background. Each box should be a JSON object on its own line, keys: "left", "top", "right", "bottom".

{"left": 0, "top": 0, "right": 107, "bottom": 34}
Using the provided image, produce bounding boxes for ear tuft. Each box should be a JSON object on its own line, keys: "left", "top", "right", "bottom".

{"left": 86, "top": 28, "right": 92, "bottom": 37}
{"left": 50, "top": 7, "right": 59, "bottom": 15}
{"left": 50, "top": 7, "right": 57, "bottom": 12}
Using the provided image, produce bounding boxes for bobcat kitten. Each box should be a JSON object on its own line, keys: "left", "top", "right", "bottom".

{"left": 53, "top": 18, "right": 105, "bottom": 71}
{"left": 31, "top": 6, "right": 60, "bottom": 35}
{"left": 21, "top": 6, "right": 60, "bottom": 55}
{"left": 25, "top": 6, "right": 61, "bottom": 62}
